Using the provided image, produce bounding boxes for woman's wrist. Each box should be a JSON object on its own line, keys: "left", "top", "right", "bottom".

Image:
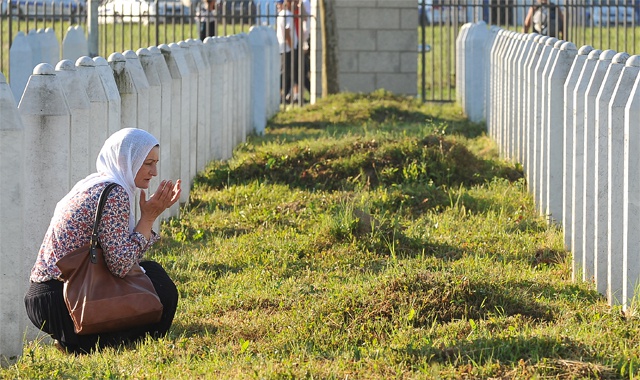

{"left": 134, "top": 218, "right": 155, "bottom": 239}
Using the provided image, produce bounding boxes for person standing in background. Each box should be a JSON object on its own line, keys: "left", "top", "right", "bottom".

{"left": 198, "top": 0, "right": 217, "bottom": 41}
{"left": 523, "top": 0, "right": 564, "bottom": 39}
{"left": 294, "top": 0, "right": 311, "bottom": 95}
{"left": 276, "top": 0, "right": 299, "bottom": 102}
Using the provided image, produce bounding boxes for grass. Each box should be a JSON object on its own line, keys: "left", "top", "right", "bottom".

{"left": 2, "top": 90, "right": 640, "bottom": 379}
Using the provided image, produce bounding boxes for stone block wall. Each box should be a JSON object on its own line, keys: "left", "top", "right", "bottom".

{"left": 310, "top": 0, "right": 417, "bottom": 102}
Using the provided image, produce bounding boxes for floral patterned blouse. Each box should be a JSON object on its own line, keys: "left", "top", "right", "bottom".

{"left": 30, "top": 182, "right": 159, "bottom": 283}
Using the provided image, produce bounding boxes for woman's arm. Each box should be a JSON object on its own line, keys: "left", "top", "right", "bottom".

{"left": 135, "top": 179, "right": 181, "bottom": 240}
{"left": 98, "top": 181, "right": 180, "bottom": 278}
{"left": 523, "top": 6, "right": 534, "bottom": 33}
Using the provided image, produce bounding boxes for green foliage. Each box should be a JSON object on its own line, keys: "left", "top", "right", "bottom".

{"left": 5, "top": 92, "right": 640, "bottom": 379}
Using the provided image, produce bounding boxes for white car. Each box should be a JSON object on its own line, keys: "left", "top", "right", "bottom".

{"left": 98, "top": 0, "right": 157, "bottom": 24}
{"left": 156, "top": 0, "right": 190, "bottom": 23}
{"left": 590, "top": 0, "right": 635, "bottom": 26}
{"left": 3, "top": 0, "right": 83, "bottom": 19}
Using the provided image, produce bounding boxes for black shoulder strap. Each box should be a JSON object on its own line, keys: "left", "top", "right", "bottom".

{"left": 89, "top": 182, "right": 118, "bottom": 264}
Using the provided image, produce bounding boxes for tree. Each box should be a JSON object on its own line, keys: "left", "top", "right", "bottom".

{"left": 319, "top": 0, "right": 339, "bottom": 96}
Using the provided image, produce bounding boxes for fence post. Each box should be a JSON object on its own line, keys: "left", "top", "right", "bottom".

{"left": 9, "top": 32, "right": 32, "bottom": 104}
{"left": 582, "top": 49, "right": 615, "bottom": 284}
{"left": 217, "top": 37, "right": 234, "bottom": 159}
{"left": 148, "top": 46, "right": 176, "bottom": 217}
{"left": 456, "top": 23, "right": 470, "bottom": 110}
{"left": 546, "top": 41, "right": 577, "bottom": 227}
{"left": 224, "top": 37, "right": 231, "bottom": 159}
{"left": 108, "top": 52, "right": 133, "bottom": 128}
{"left": 464, "top": 22, "right": 489, "bottom": 124}
{"left": 62, "top": 25, "right": 88, "bottom": 62}
{"left": 563, "top": 45, "right": 593, "bottom": 254}
{"left": 516, "top": 33, "right": 537, "bottom": 165}
{"left": 0, "top": 72, "right": 25, "bottom": 364}
{"left": 136, "top": 48, "right": 162, "bottom": 229}
{"left": 505, "top": 33, "right": 522, "bottom": 160}
{"left": 609, "top": 55, "right": 640, "bottom": 305}
{"left": 177, "top": 41, "right": 199, "bottom": 183}
{"left": 55, "top": 59, "right": 92, "bottom": 187}
{"left": 186, "top": 39, "right": 210, "bottom": 172}
{"left": 44, "top": 28, "right": 59, "bottom": 65}
{"left": 267, "top": 26, "right": 280, "bottom": 117}
{"left": 542, "top": 39, "right": 564, "bottom": 220}
{"left": 167, "top": 42, "right": 192, "bottom": 205}
{"left": 571, "top": 48, "right": 602, "bottom": 282}
{"left": 194, "top": 39, "right": 214, "bottom": 166}
{"left": 123, "top": 50, "right": 151, "bottom": 131}
{"left": 27, "top": 30, "right": 43, "bottom": 69}
{"left": 533, "top": 36, "right": 556, "bottom": 215}
{"left": 228, "top": 37, "right": 242, "bottom": 148}
{"left": 264, "top": 26, "right": 279, "bottom": 120}
{"left": 524, "top": 35, "right": 545, "bottom": 194}
{"left": 76, "top": 56, "right": 109, "bottom": 170}
{"left": 248, "top": 27, "right": 267, "bottom": 135}
{"left": 593, "top": 52, "right": 629, "bottom": 296}
{"left": 492, "top": 30, "right": 507, "bottom": 152}
{"left": 238, "top": 33, "right": 252, "bottom": 142}
{"left": 158, "top": 44, "right": 184, "bottom": 217}
{"left": 93, "top": 56, "right": 121, "bottom": 136}
{"left": 216, "top": 37, "right": 233, "bottom": 150}
{"left": 507, "top": 31, "right": 521, "bottom": 162}
{"left": 501, "top": 31, "right": 515, "bottom": 159}
{"left": 232, "top": 35, "right": 244, "bottom": 145}
{"left": 138, "top": 48, "right": 162, "bottom": 141}
{"left": 621, "top": 56, "right": 640, "bottom": 309}
{"left": 485, "top": 26, "right": 501, "bottom": 142}
{"left": 18, "top": 63, "right": 71, "bottom": 343}
{"left": 203, "top": 37, "right": 225, "bottom": 161}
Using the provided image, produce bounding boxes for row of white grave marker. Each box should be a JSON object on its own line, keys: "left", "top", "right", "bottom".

{"left": 0, "top": 25, "right": 280, "bottom": 362}
{"left": 457, "top": 21, "right": 640, "bottom": 309}
{"left": 9, "top": 25, "right": 90, "bottom": 103}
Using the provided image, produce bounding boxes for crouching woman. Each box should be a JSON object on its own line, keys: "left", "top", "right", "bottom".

{"left": 24, "top": 128, "right": 181, "bottom": 354}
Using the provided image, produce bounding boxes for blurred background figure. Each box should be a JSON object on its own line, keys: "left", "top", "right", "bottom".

{"left": 523, "top": 0, "right": 564, "bottom": 38}
{"left": 198, "top": 0, "right": 217, "bottom": 41}
{"left": 276, "top": 0, "right": 299, "bottom": 102}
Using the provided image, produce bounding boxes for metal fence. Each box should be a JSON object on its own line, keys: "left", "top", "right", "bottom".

{"left": 4, "top": 1, "right": 640, "bottom": 104}
{"left": 419, "top": 0, "right": 640, "bottom": 102}
{"left": 0, "top": 0, "right": 313, "bottom": 105}
{"left": 0, "top": 1, "right": 274, "bottom": 76}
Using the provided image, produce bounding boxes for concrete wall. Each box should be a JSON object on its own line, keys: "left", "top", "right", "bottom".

{"left": 309, "top": 0, "right": 418, "bottom": 101}
{"left": 457, "top": 23, "right": 640, "bottom": 310}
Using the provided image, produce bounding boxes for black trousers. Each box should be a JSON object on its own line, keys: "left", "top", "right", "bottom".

{"left": 24, "top": 261, "right": 178, "bottom": 354}
{"left": 200, "top": 21, "right": 216, "bottom": 41}
{"left": 280, "top": 49, "right": 299, "bottom": 99}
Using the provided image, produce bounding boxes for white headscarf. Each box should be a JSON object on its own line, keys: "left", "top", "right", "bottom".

{"left": 53, "top": 128, "right": 159, "bottom": 232}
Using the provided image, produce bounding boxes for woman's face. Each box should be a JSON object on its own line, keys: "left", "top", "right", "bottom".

{"left": 134, "top": 146, "right": 159, "bottom": 189}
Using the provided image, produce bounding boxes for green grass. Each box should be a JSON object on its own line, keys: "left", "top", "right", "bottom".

{"left": 3, "top": 90, "right": 640, "bottom": 379}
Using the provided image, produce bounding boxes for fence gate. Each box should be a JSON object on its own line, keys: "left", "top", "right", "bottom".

{"left": 419, "top": 0, "right": 470, "bottom": 103}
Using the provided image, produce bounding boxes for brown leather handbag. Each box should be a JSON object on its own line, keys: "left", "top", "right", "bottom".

{"left": 56, "top": 183, "right": 163, "bottom": 335}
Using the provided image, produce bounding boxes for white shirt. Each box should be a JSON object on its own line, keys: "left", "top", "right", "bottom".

{"left": 277, "top": 8, "right": 298, "bottom": 54}
{"left": 301, "top": 0, "right": 311, "bottom": 49}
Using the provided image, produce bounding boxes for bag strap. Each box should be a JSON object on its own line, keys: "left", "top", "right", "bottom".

{"left": 90, "top": 182, "right": 119, "bottom": 264}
